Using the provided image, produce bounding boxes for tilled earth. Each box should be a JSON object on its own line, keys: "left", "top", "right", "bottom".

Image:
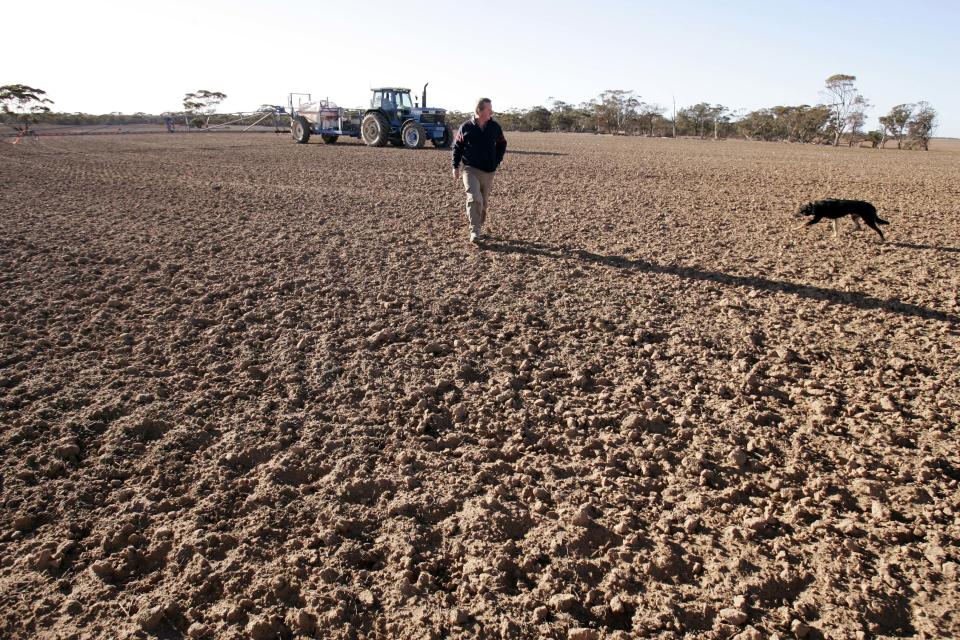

{"left": 1, "top": 132, "right": 958, "bottom": 640}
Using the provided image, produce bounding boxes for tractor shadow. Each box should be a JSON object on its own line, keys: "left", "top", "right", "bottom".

{"left": 479, "top": 237, "right": 959, "bottom": 324}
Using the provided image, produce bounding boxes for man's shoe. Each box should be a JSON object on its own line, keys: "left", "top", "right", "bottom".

{"left": 469, "top": 231, "right": 479, "bottom": 243}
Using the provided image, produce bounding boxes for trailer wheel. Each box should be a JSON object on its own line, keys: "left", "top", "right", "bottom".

{"left": 321, "top": 135, "right": 339, "bottom": 144}
{"left": 432, "top": 124, "right": 452, "bottom": 149}
{"left": 292, "top": 116, "right": 311, "bottom": 144}
{"left": 361, "top": 112, "right": 390, "bottom": 147}
{"left": 401, "top": 120, "right": 427, "bottom": 149}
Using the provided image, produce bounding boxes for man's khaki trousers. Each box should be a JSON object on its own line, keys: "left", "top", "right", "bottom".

{"left": 461, "top": 166, "right": 494, "bottom": 235}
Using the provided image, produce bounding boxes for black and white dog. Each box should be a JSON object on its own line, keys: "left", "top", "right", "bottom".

{"left": 796, "top": 199, "right": 889, "bottom": 239}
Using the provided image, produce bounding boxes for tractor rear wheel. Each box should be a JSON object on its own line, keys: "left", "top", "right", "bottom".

{"left": 361, "top": 112, "right": 390, "bottom": 147}
{"left": 292, "top": 116, "right": 311, "bottom": 144}
{"left": 401, "top": 121, "right": 427, "bottom": 149}
{"left": 321, "top": 135, "right": 339, "bottom": 144}
{"left": 432, "top": 124, "right": 452, "bottom": 148}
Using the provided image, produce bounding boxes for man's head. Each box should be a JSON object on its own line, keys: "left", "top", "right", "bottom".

{"left": 475, "top": 98, "right": 493, "bottom": 124}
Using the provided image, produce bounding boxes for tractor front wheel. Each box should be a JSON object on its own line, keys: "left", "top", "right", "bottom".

{"left": 401, "top": 121, "right": 427, "bottom": 149}
{"left": 321, "top": 135, "right": 339, "bottom": 144}
{"left": 292, "top": 116, "right": 311, "bottom": 144}
{"left": 432, "top": 124, "right": 452, "bottom": 149}
{"left": 361, "top": 112, "right": 390, "bottom": 147}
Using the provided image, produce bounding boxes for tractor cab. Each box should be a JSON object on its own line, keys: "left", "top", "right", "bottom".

{"left": 371, "top": 88, "right": 414, "bottom": 123}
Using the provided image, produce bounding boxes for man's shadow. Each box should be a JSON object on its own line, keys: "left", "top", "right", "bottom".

{"left": 506, "top": 149, "right": 568, "bottom": 157}
{"left": 421, "top": 148, "right": 567, "bottom": 157}
{"left": 479, "top": 237, "right": 958, "bottom": 324}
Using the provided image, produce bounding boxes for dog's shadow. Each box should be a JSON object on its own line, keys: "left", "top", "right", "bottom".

{"left": 479, "top": 237, "right": 958, "bottom": 324}
{"left": 888, "top": 241, "right": 960, "bottom": 254}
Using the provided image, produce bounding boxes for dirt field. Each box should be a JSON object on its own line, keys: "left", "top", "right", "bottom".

{"left": 1, "top": 132, "right": 958, "bottom": 639}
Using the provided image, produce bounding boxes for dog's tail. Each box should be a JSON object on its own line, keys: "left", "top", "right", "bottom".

{"left": 877, "top": 216, "right": 890, "bottom": 225}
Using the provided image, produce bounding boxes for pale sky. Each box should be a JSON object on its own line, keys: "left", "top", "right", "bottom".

{"left": 8, "top": 0, "right": 959, "bottom": 136}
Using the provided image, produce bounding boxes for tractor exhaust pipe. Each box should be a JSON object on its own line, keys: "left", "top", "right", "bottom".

{"left": 422, "top": 82, "right": 429, "bottom": 108}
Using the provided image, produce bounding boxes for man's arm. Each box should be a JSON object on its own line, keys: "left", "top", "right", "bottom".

{"left": 452, "top": 124, "right": 466, "bottom": 170}
{"left": 494, "top": 124, "right": 507, "bottom": 167}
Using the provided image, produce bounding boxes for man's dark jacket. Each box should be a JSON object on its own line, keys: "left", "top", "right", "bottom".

{"left": 452, "top": 118, "right": 507, "bottom": 172}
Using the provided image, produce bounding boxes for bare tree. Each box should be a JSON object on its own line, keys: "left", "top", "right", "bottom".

{"left": 822, "top": 74, "right": 866, "bottom": 147}
{"left": 0, "top": 84, "right": 53, "bottom": 133}
{"left": 712, "top": 104, "right": 729, "bottom": 140}
{"left": 672, "top": 96, "right": 676, "bottom": 138}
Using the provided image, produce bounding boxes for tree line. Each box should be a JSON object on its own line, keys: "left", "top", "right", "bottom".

{"left": 2, "top": 77, "right": 941, "bottom": 149}
{"left": 0, "top": 87, "right": 236, "bottom": 131}
{"left": 469, "top": 75, "right": 938, "bottom": 150}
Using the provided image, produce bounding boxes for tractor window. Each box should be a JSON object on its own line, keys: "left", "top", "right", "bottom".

{"left": 397, "top": 93, "right": 413, "bottom": 109}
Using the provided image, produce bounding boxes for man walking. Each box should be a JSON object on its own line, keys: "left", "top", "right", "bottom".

{"left": 452, "top": 98, "right": 507, "bottom": 243}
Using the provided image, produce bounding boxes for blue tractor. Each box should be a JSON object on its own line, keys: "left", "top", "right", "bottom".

{"left": 289, "top": 83, "right": 452, "bottom": 149}
{"left": 361, "top": 84, "right": 452, "bottom": 149}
